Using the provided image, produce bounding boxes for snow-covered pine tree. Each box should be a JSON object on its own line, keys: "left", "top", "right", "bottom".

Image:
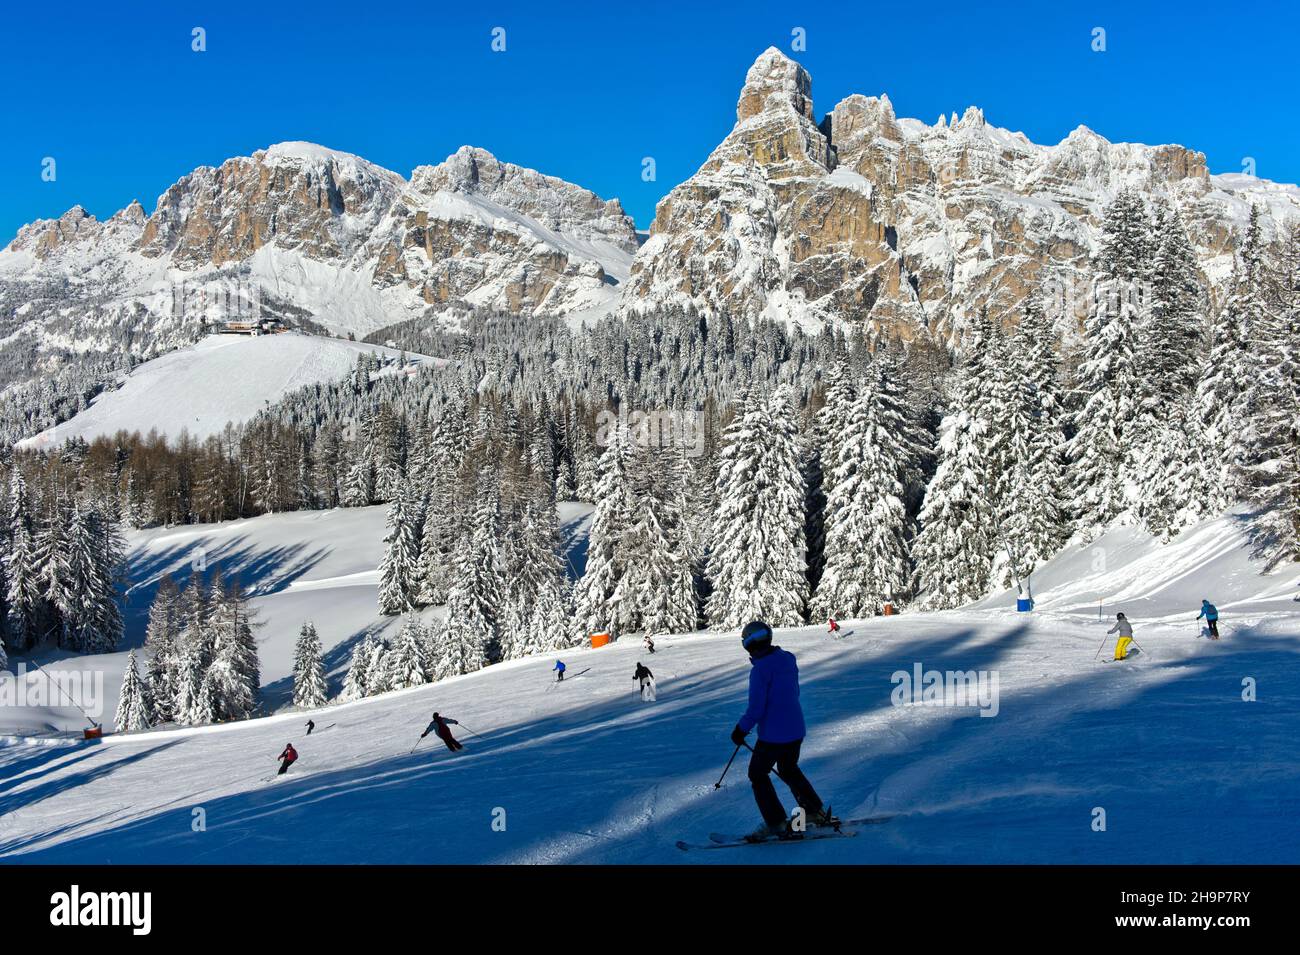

{"left": 35, "top": 495, "right": 74, "bottom": 644}
{"left": 805, "top": 361, "right": 856, "bottom": 596}
{"left": 994, "top": 301, "right": 1071, "bottom": 577}
{"left": 192, "top": 667, "right": 220, "bottom": 725}
{"left": 1068, "top": 190, "right": 1151, "bottom": 533}
{"left": 4, "top": 469, "right": 41, "bottom": 652}
{"left": 436, "top": 470, "right": 502, "bottom": 677}
{"left": 377, "top": 480, "right": 420, "bottom": 615}
{"left": 339, "top": 634, "right": 374, "bottom": 702}
{"left": 62, "top": 504, "right": 102, "bottom": 652}
{"left": 913, "top": 360, "right": 997, "bottom": 610}
{"left": 115, "top": 649, "right": 152, "bottom": 732}
{"left": 362, "top": 635, "right": 391, "bottom": 696}
{"left": 501, "top": 493, "right": 573, "bottom": 659}
{"left": 1131, "top": 201, "right": 1209, "bottom": 537}
{"left": 813, "top": 361, "right": 920, "bottom": 618}
{"left": 88, "top": 504, "right": 125, "bottom": 653}
{"left": 205, "top": 575, "right": 260, "bottom": 722}
{"left": 705, "top": 386, "right": 809, "bottom": 628}
{"left": 143, "top": 575, "right": 182, "bottom": 724}
{"left": 385, "top": 616, "right": 430, "bottom": 690}
{"left": 1242, "top": 218, "right": 1300, "bottom": 563}
{"left": 613, "top": 457, "right": 697, "bottom": 635}
{"left": 1070, "top": 277, "right": 1144, "bottom": 532}
{"left": 1193, "top": 258, "right": 1255, "bottom": 515}
{"left": 438, "top": 578, "right": 491, "bottom": 680}
{"left": 292, "top": 621, "right": 329, "bottom": 708}
{"left": 572, "top": 427, "right": 634, "bottom": 640}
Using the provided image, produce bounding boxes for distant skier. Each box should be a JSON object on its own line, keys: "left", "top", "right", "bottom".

{"left": 421, "top": 712, "right": 464, "bottom": 752}
{"left": 305, "top": 719, "right": 315, "bottom": 735}
{"left": 1197, "top": 600, "right": 1220, "bottom": 640}
{"left": 553, "top": 660, "right": 567, "bottom": 682}
{"left": 277, "top": 742, "right": 298, "bottom": 775}
{"left": 633, "top": 661, "right": 655, "bottom": 700}
{"left": 730, "top": 620, "right": 833, "bottom": 842}
{"left": 644, "top": 634, "right": 656, "bottom": 655}
{"left": 1107, "top": 612, "right": 1135, "bottom": 660}
{"left": 827, "top": 617, "right": 840, "bottom": 635}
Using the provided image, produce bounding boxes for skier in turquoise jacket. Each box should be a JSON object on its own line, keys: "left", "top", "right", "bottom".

{"left": 1197, "top": 600, "right": 1220, "bottom": 639}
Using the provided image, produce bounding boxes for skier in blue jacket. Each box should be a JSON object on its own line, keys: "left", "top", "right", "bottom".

{"left": 553, "top": 660, "right": 567, "bottom": 682}
{"left": 730, "top": 621, "right": 832, "bottom": 842}
{"left": 1197, "top": 600, "right": 1220, "bottom": 640}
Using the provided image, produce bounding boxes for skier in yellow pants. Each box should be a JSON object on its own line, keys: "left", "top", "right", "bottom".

{"left": 1108, "top": 612, "right": 1135, "bottom": 660}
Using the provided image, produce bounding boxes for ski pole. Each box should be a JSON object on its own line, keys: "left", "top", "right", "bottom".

{"left": 714, "top": 744, "right": 742, "bottom": 789}
{"left": 410, "top": 735, "right": 425, "bottom": 755}
{"left": 454, "top": 722, "right": 487, "bottom": 741}
{"left": 1093, "top": 633, "right": 1110, "bottom": 661}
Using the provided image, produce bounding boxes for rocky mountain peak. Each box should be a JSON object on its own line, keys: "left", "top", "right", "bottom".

{"left": 626, "top": 49, "right": 1300, "bottom": 340}
{"left": 737, "top": 47, "right": 816, "bottom": 124}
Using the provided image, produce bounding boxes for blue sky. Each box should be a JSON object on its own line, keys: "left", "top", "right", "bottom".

{"left": 2, "top": 1, "right": 1296, "bottom": 240}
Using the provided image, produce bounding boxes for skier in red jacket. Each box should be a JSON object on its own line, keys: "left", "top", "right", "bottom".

{"left": 277, "top": 743, "right": 298, "bottom": 775}
{"left": 827, "top": 617, "right": 840, "bottom": 634}
{"left": 421, "top": 712, "right": 464, "bottom": 752}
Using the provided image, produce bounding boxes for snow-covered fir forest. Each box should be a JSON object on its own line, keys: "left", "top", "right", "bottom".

{"left": 2, "top": 193, "right": 1298, "bottom": 733}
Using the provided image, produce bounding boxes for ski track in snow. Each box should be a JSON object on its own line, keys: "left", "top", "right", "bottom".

{"left": 1, "top": 509, "right": 1297, "bottom": 863}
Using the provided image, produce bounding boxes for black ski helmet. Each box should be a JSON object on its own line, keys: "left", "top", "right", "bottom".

{"left": 741, "top": 620, "right": 773, "bottom": 651}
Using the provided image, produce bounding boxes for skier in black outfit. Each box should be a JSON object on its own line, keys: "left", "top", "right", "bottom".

{"left": 633, "top": 662, "right": 654, "bottom": 698}
{"left": 730, "top": 621, "right": 833, "bottom": 842}
{"left": 421, "top": 712, "right": 464, "bottom": 752}
{"left": 305, "top": 719, "right": 315, "bottom": 735}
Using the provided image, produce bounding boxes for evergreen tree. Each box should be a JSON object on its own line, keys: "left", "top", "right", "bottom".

{"left": 4, "top": 470, "right": 40, "bottom": 651}
{"left": 385, "top": 617, "right": 430, "bottom": 690}
{"left": 205, "top": 576, "right": 260, "bottom": 721}
{"left": 1070, "top": 277, "right": 1143, "bottom": 530}
{"left": 339, "top": 634, "right": 374, "bottom": 702}
{"left": 813, "top": 362, "right": 920, "bottom": 617}
{"left": 143, "top": 575, "right": 182, "bottom": 724}
{"left": 572, "top": 429, "right": 633, "bottom": 639}
{"left": 914, "top": 367, "right": 997, "bottom": 609}
{"left": 114, "top": 649, "right": 152, "bottom": 732}
{"left": 706, "top": 387, "right": 809, "bottom": 628}
{"left": 377, "top": 481, "right": 420, "bottom": 615}
{"left": 292, "top": 621, "right": 329, "bottom": 708}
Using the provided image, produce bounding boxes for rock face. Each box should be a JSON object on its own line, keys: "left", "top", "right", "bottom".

{"left": 623, "top": 47, "right": 1300, "bottom": 341}
{"left": 2, "top": 142, "right": 639, "bottom": 343}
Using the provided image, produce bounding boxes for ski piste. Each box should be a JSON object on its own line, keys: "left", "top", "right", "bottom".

{"left": 676, "top": 814, "right": 896, "bottom": 851}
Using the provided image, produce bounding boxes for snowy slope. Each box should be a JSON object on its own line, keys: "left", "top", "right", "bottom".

{"left": 16, "top": 333, "right": 438, "bottom": 447}
{"left": 2, "top": 508, "right": 1297, "bottom": 863}
{"left": 0, "top": 502, "right": 595, "bottom": 736}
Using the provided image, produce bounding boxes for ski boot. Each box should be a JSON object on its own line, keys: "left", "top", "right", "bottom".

{"left": 743, "top": 821, "right": 801, "bottom": 844}
{"left": 806, "top": 804, "right": 841, "bottom": 831}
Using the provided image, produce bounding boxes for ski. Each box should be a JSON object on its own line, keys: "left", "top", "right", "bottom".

{"left": 676, "top": 812, "right": 895, "bottom": 850}
{"left": 678, "top": 829, "right": 859, "bottom": 851}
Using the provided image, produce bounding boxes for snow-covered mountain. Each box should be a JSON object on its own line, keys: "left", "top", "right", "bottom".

{"left": 5, "top": 47, "right": 1300, "bottom": 446}
{"left": 622, "top": 48, "right": 1300, "bottom": 339}
{"left": 2, "top": 506, "right": 1296, "bottom": 863}
{"left": 0, "top": 141, "right": 637, "bottom": 442}
{"left": 2, "top": 142, "right": 638, "bottom": 340}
